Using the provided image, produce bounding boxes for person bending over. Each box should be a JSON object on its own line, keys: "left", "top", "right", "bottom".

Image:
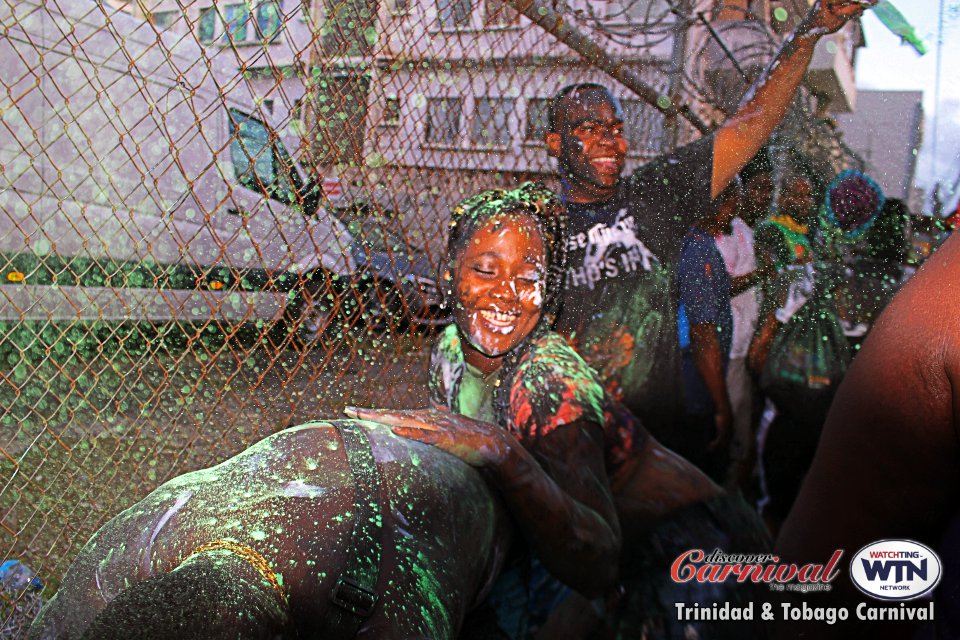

{"left": 29, "top": 419, "right": 515, "bottom": 640}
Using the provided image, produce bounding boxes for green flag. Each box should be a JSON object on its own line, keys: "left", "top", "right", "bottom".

{"left": 872, "top": 1, "right": 928, "bottom": 55}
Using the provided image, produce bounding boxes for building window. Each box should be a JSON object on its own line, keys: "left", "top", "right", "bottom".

{"left": 484, "top": 0, "right": 518, "bottom": 26}
{"left": 223, "top": 4, "right": 251, "bottom": 43}
{"left": 524, "top": 98, "right": 550, "bottom": 142}
{"left": 198, "top": 7, "right": 217, "bottom": 43}
{"left": 425, "top": 98, "right": 462, "bottom": 144}
{"left": 621, "top": 99, "right": 665, "bottom": 153}
{"left": 150, "top": 10, "right": 179, "bottom": 31}
{"left": 437, "top": 0, "right": 472, "bottom": 29}
{"left": 198, "top": 3, "right": 284, "bottom": 45}
{"left": 383, "top": 96, "right": 401, "bottom": 126}
{"left": 256, "top": 2, "right": 282, "bottom": 39}
{"left": 229, "top": 109, "right": 301, "bottom": 206}
{"left": 472, "top": 98, "right": 515, "bottom": 146}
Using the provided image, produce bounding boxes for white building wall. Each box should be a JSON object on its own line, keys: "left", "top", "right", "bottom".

{"left": 104, "top": 0, "right": 315, "bottom": 131}
{"left": 835, "top": 90, "right": 923, "bottom": 203}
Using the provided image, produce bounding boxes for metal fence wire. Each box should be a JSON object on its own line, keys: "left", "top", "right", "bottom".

{"left": 0, "top": 0, "right": 857, "bottom": 631}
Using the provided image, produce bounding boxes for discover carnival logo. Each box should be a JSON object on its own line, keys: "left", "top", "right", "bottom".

{"left": 850, "top": 539, "right": 942, "bottom": 601}
{"left": 670, "top": 548, "right": 842, "bottom": 593}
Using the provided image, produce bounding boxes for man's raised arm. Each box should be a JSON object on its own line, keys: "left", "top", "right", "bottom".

{"left": 711, "top": 0, "right": 873, "bottom": 198}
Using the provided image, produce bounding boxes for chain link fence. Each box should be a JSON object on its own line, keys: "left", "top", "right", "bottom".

{"left": 0, "top": 0, "right": 857, "bottom": 633}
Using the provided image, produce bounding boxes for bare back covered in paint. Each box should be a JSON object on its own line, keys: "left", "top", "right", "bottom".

{"left": 29, "top": 420, "right": 512, "bottom": 640}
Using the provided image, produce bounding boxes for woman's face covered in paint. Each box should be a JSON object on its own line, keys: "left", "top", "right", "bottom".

{"left": 453, "top": 212, "right": 546, "bottom": 360}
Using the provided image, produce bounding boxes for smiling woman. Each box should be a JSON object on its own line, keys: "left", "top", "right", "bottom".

{"left": 451, "top": 213, "right": 546, "bottom": 368}
{"left": 349, "top": 183, "right": 768, "bottom": 639}
{"left": 348, "top": 184, "right": 622, "bottom": 636}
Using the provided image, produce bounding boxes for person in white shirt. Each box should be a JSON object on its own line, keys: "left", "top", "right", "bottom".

{"left": 714, "top": 163, "right": 775, "bottom": 492}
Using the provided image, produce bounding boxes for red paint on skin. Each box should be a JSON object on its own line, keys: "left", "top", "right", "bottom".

{"left": 453, "top": 214, "right": 546, "bottom": 375}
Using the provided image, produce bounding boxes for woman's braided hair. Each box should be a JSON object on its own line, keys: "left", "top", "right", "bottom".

{"left": 443, "top": 182, "right": 568, "bottom": 425}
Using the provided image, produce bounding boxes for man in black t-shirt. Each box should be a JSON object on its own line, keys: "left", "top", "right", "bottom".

{"left": 546, "top": 0, "right": 871, "bottom": 442}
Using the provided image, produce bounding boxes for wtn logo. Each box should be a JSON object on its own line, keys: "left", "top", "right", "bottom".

{"left": 861, "top": 558, "right": 927, "bottom": 583}
{"left": 851, "top": 540, "right": 942, "bottom": 601}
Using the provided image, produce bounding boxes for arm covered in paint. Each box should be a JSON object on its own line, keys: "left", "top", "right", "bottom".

{"left": 344, "top": 406, "right": 621, "bottom": 598}
{"left": 497, "top": 417, "right": 621, "bottom": 597}
{"left": 711, "top": 0, "right": 873, "bottom": 198}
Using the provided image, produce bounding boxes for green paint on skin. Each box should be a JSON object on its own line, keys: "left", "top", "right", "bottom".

{"left": 47, "top": 422, "right": 498, "bottom": 638}
{"left": 410, "top": 550, "right": 453, "bottom": 639}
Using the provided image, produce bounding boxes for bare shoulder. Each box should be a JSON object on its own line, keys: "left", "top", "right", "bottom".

{"left": 778, "top": 235, "right": 960, "bottom": 563}
{"left": 863, "top": 233, "right": 960, "bottom": 408}
{"left": 904, "top": 235, "right": 960, "bottom": 400}
{"left": 828, "top": 233, "right": 960, "bottom": 483}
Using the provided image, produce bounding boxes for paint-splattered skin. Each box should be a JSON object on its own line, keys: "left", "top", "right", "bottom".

{"left": 544, "top": 90, "right": 628, "bottom": 205}
{"left": 30, "top": 420, "right": 512, "bottom": 640}
{"left": 428, "top": 324, "right": 720, "bottom": 547}
{"left": 452, "top": 214, "right": 546, "bottom": 369}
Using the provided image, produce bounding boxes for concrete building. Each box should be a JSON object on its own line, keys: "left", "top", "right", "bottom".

{"left": 835, "top": 90, "right": 924, "bottom": 211}
{"left": 98, "top": 0, "right": 865, "bottom": 256}
{"left": 335, "top": 0, "right": 865, "bottom": 253}
{"left": 101, "top": 0, "right": 317, "bottom": 140}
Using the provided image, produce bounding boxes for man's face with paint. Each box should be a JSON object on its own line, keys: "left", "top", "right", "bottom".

{"left": 453, "top": 213, "right": 546, "bottom": 371}
{"left": 546, "top": 88, "right": 628, "bottom": 205}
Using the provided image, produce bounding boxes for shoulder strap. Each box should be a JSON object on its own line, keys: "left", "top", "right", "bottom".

{"left": 317, "top": 422, "right": 383, "bottom": 639}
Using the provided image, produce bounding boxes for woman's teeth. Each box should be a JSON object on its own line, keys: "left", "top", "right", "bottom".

{"left": 480, "top": 309, "right": 518, "bottom": 332}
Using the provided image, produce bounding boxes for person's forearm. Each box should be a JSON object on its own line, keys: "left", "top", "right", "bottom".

{"left": 491, "top": 429, "right": 621, "bottom": 598}
{"left": 747, "top": 313, "right": 780, "bottom": 375}
{"left": 730, "top": 270, "right": 761, "bottom": 296}
{"left": 711, "top": 29, "right": 818, "bottom": 197}
{"left": 690, "top": 324, "right": 732, "bottom": 416}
